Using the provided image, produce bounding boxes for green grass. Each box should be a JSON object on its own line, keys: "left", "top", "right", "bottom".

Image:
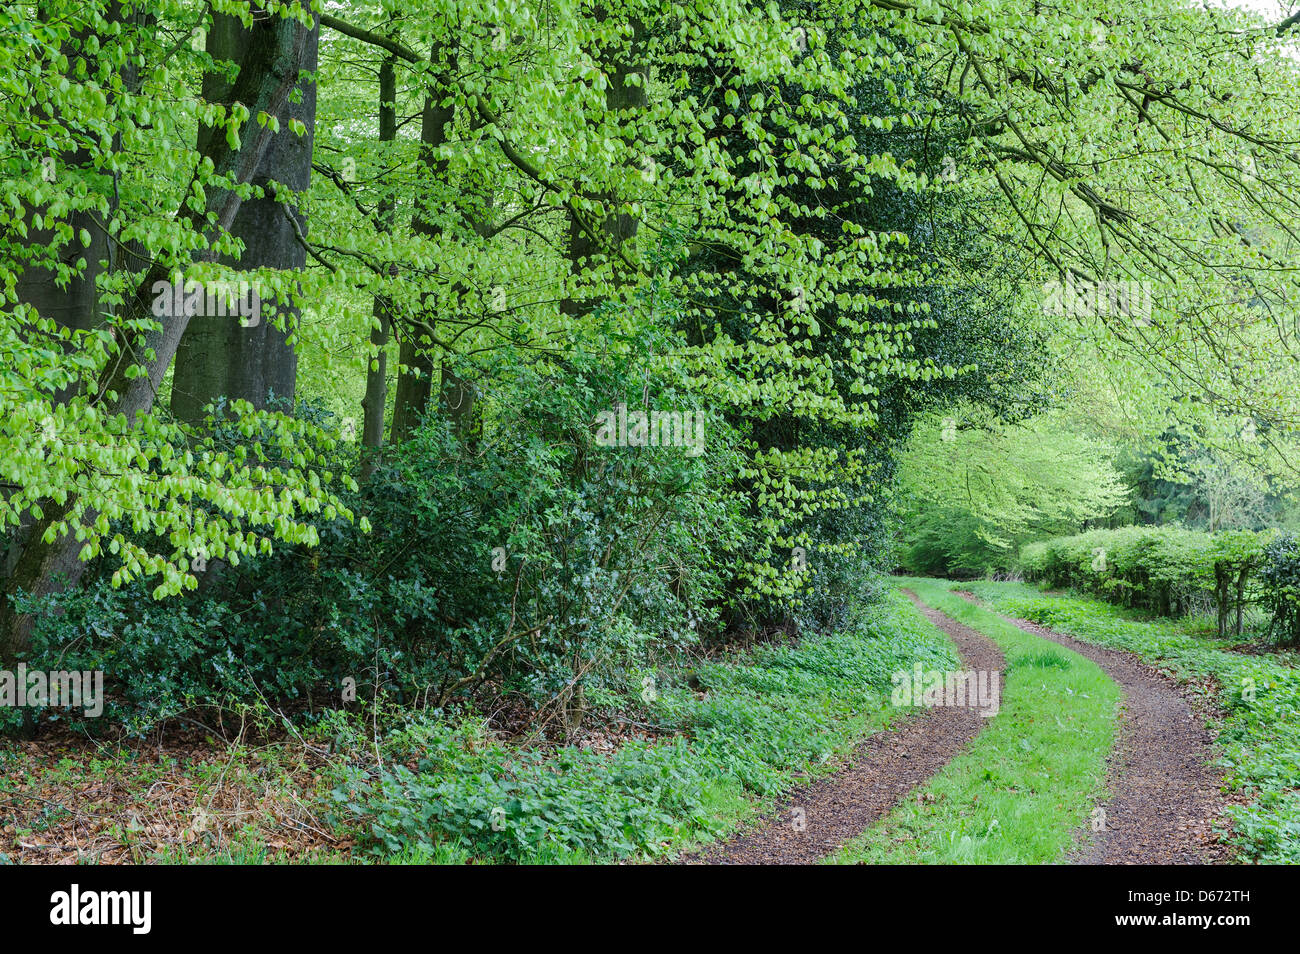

{"left": 966, "top": 580, "right": 1300, "bottom": 864}
{"left": 827, "top": 578, "right": 1119, "bottom": 864}
{"left": 330, "top": 588, "right": 962, "bottom": 864}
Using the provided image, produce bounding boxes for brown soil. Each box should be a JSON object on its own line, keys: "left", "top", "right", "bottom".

{"left": 954, "top": 590, "right": 1232, "bottom": 864}
{"left": 681, "top": 590, "right": 1003, "bottom": 864}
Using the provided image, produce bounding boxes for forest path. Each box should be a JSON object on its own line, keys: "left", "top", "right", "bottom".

{"left": 954, "top": 590, "right": 1231, "bottom": 864}
{"left": 681, "top": 590, "right": 1002, "bottom": 865}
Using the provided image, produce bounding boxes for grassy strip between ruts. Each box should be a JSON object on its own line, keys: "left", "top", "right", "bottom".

{"left": 325, "top": 588, "right": 960, "bottom": 864}
{"left": 826, "top": 578, "right": 1118, "bottom": 864}
{"left": 965, "top": 580, "right": 1300, "bottom": 864}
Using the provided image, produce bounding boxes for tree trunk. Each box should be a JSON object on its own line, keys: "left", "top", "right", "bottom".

{"left": 1214, "top": 563, "right": 1229, "bottom": 638}
{"left": 438, "top": 113, "right": 493, "bottom": 451}
{"left": 390, "top": 51, "right": 456, "bottom": 444}
{"left": 560, "top": 20, "right": 648, "bottom": 732}
{"left": 561, "top": 20, "right": 647, "bottom": 321}
{"left": 440, "top": 364, "right": 480, "bottom": 446}
{"left": 171, "top": 11, "right": 319, "bottom": 424}
{"left": 1, "top": 3, "right": 149, "bottom": 586}
{"left": 1236, "top": 565, "right": 1249, "bottom": 638}
{"left": 360, "top": 56, "right": 398, "bottom": 482}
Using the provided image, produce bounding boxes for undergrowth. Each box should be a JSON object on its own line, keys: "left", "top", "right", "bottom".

{"left": 326, "top": 589, "right": 958, "bottom": 863}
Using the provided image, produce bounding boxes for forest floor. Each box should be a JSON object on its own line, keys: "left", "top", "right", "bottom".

{"left": 0, "top": 723, "right": 349, "bottom": 864}
{"left": 3, "top": 579, "right": 1281, "bottom": 864}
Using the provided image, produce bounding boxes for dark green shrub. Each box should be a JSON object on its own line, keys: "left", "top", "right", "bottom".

{"left": 1259, "top": 533, "right": 1300, "bottom": 646}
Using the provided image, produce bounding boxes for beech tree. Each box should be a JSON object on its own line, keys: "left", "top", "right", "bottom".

{"left": 0, "top": 1, "right": 349, "bottom": 662}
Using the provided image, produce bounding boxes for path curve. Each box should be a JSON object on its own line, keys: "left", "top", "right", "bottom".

{"left": 955, "top": 590, "right": 1230, "bottom": 864}
{"left": 681, "top": 590, "right": 1003, "bottom": 864}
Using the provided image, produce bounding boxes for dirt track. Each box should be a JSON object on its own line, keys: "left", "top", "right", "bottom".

{"left": 684, "top": 587, "right": 1231, "bottom": 865}
{"left": 682, "top": 590, "right": 1003, "bottom": 864}
{"left": 955, "top": 590, "right": 1230, "bottom": 864}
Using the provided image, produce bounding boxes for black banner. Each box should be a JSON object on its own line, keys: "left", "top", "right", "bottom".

{"left": 0, "top": 863, "right": 1271, "bottom": 942}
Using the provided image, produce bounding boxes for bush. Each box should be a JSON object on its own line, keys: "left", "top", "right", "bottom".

{"left": 1259, "top": 533, "right": 1300, "bottom": 646}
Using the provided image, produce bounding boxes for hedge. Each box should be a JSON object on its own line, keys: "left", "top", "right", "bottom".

{"left": 1019, "top": 526, "right": 1275, "bottom": 636}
